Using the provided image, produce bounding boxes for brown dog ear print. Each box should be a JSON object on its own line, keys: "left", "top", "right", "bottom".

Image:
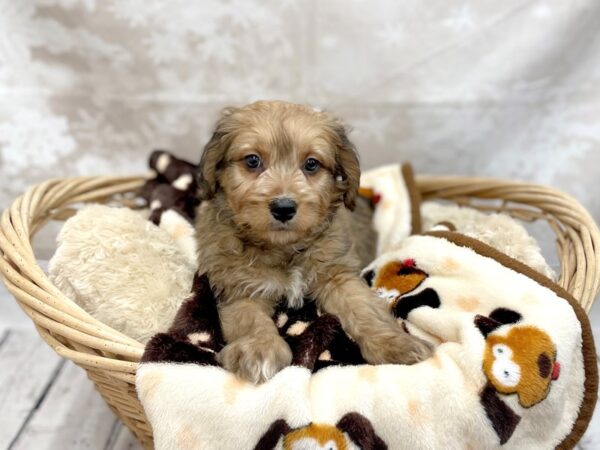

{"left": 336, "top": 412, "right": 387, "bottom": 450}
{"left": 254, "top": 419, "right": 292, "bottom": 450}
{"left": 479, "top": 385, "right": 521, "bottom": 445}
{"left": 254, "top": 413, "right": 387, "bottom": 450}
{"left": 391, "top": 288, "right": 440, "bottom": 320}
{"left": 474, "top": 308, "right": 522, "bottom": 337}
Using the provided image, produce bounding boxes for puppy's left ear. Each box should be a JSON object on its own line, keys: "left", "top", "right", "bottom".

{"left": 197, "top": 131, "right": 225, "bottom": 201}
{"left": 333, "top": 125, "right": 360, "bottom": 210}
{"left": 197, "top": 107, "right": 236, "bottom": 201}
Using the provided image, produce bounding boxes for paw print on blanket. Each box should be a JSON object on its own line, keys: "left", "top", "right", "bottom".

{"left": 475, "top": 309, "right": 561, "bottom": 445}
{"left": 254, "top": 412, "right": 387, "bottom": 450}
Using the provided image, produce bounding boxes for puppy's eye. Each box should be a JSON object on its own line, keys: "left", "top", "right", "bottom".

{"left": 303, "top": 157, "right": 320, "bottom": 174}
{"left": 244, "top": 154, "right": 262, "bottom": 170}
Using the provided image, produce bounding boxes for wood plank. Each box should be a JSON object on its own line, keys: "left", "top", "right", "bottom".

{"left": 11, "top": 361, "right": 118, "bottom": 450}
{"left": 107, "top": 424, "right": 144, "bottom": 450}
{"left": 0, "top": 284, "right": 33, "bottom": 330}
{"left": 102, "top": 419, "right": 121, "bottom": 450}
{"left": 0, "top": 329, "right": 63, "bottom": 449}
{"left": 0, "top": 328, "right": 9, "bottom": 347}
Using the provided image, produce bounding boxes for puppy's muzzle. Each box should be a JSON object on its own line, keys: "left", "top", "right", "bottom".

{"left": 269, "top": 198, "right": 297, "bottom": 223}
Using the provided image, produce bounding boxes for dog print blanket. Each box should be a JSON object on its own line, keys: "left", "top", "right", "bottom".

{"left": 137, "top": 152, "right": 597, "bottom": 449}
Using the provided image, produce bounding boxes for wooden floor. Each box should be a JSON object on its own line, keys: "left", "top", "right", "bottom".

{"left": 0, "top": 320, "right": 143, "bottom": 450}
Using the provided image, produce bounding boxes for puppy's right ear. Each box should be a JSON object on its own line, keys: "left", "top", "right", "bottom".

{"left": 197, "top": 108, "right": 236, "bottom": 201}
{"left": 333, "top": 124, "right": 360, "bottom": 211}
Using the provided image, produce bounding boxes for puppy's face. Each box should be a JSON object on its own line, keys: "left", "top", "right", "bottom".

{"left": 198, "top": 101, "right": 360, "bottom": 245}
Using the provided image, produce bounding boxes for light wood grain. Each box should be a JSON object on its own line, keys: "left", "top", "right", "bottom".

{"left": 0, "top": 329, "right": 63, "bottom": 449}
{"left": 11, "top": 361, "right": 118, "bottom": 450}
{"left": 0, "top": 284, "right": 32, "bottom": 329}
{"left": 107, "top": 424, "right": 144, "bottom": 450}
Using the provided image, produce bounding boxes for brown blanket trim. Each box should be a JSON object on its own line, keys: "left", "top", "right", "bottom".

{"left": 425, "top": 230, "right": 598, "bottom": 449}
{"left": 401, "top": 163, "right": 422, "bottom": 235}
{"left": 435, "top": 221, "right": 457, "bottom": 231}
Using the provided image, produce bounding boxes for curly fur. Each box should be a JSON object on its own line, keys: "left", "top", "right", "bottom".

{"left": 196, "top": 101, "right": 431, "bottom": 383}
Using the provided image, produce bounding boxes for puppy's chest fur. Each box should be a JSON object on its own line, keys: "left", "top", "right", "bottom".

{"left": 196, "top": 204, "right": 356, "bottom": 309}
{"left": 201, "top": 241, "right": 313, "bottom": 308}
{"left": 245, "top": 253, "right": 309, "bottom": 308}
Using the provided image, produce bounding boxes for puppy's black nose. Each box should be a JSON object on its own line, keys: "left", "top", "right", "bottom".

{"left": 269, "top": 198, "right": 297, "bottom": 223}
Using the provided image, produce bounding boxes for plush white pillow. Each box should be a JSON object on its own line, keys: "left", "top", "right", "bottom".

{"left": 49, "top": 204, "right": 197, "bottom": 343}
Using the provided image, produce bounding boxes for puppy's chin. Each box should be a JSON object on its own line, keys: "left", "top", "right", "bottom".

{"left": 253, "top": 222, "right": 305, "bottom": 246}
{"left": 266, "top": 230, "right": 303, "bottom": 246}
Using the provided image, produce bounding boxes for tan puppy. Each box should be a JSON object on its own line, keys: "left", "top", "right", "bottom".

{"left": 196, "top": 101, "right": 432, "bottom": 383}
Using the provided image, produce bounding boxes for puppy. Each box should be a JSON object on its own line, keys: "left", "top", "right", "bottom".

{"left": 196, "top": 101, "right": 432, "bottom": 383}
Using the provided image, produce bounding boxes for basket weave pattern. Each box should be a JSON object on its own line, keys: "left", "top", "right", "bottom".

{"left": 1, "top": 175, "right": 599, "bottom": 449}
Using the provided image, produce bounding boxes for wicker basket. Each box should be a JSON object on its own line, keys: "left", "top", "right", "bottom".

{"left": 1, "top": 175, "right": 599, "bottom": 449}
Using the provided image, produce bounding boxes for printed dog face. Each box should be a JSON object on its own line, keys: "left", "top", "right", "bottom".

{"left": 482, "top": 325, "right": 560, "bottom": 408}
{"left": 198, "top": 101, "right": 360, "bottom": 245}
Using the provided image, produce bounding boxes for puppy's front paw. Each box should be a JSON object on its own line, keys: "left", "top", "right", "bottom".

{"left": 217, "top": 334, "right": 292, "bottom": 384}
{"left": 360, "top": 328, "right": 434, "bottom": 365}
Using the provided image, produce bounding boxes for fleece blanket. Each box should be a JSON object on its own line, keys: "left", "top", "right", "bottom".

{"left": 137, "top": 153, "right": 597, "bottom": 449}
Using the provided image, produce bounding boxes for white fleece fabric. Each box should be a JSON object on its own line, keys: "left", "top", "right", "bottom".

{"left": 360, "top": 164, "right": 413, "bottom": 256}
{"left": 421, "top": 202, "right": 555, "bottom": 280}
{"left": 49, "top": 204, "right": 196, "bottom": 343}
{"left": 138, "top": 234, "right": 593, "bottom": 449}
